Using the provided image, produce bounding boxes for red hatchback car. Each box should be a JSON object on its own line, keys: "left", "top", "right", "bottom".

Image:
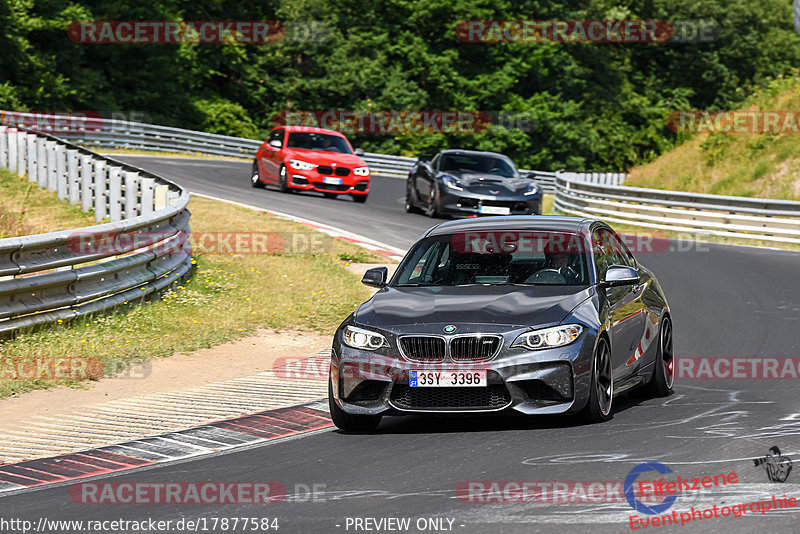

{"left": 251, "top": 126, "right": 371, "bottom": 202}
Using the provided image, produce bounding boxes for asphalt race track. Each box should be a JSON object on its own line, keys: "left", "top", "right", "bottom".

{"left": 5, "top": 156, "right": 800, "bottom": 533}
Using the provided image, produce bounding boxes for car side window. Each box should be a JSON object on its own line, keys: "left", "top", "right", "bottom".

{"left": 592, "top": 229, "right": 615, "bottom": 280}
{"left": 268, "top": 129, "right": 284, "bottom": 147}
{"left": 431, "top": 153, "right": 440, "bottom": 170}
{"left": 607, "top": 230, "right": 636, "bottom": 268}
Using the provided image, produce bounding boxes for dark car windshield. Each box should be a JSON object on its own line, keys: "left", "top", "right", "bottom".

{"left": 392, "top": 232, "right": 590, "bottom": 287}
{"left": 287, "top": 132, "right": 352, "bottom": 153}
{"left": 439, "top": 154, "right": 518, "bottom": 178}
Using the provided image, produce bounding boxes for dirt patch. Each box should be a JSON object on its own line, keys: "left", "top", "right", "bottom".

{"left": 0, "top": 328, "right": 331, "bottom": 435}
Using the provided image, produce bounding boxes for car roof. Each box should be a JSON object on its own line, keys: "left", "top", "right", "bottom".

{"left": 438, "top": 149, "right": 510, "bottom": 158}
{"left": 424, "top": 216, "right": 596, "bottom": 237}
{"left": 276, "top": 125, "right": 347, "bottom": 137}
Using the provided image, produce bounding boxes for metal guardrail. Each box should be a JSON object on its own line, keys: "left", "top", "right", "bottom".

{"left": 554, "top": 172, "right": 800, "bottom": 244}
{"left": 0, "top": 125, "right": 192, "bottom": 336}
{"left": 0, "top": 112, "right": 625, "bottom": 189}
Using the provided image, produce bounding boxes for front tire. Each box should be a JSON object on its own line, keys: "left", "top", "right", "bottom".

{"left": 642, "top": 317, "right": 674, "bottom": 398}
{"left": 583, "top": 337, "right": 613, "bottom": 423}
{"left": 278, "top": 165, "right": 291, "bottom": 193}
{"left": 328, "top": 378, "right": 382, "bottom": 432}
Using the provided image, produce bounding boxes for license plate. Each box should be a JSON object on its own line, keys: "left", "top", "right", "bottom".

{"left": 410, "top": 370, "right": 487, "bottom": 387}
{"left": 478, "top": 205, "right": 510, "bottom": 215}
{"left": 323, "top": 177, "right": 343, "bottom": 185}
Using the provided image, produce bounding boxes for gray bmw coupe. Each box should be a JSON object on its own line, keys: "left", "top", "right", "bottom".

{"left": 329, "top": 216, "right": 674, "bottom": 431}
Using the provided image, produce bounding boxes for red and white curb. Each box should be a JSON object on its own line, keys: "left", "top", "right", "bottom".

{"left": 191, "top": 193, "right": 406, "bottom": 262}
{"left": 0, "top": 400, "right": 331, "bottom": 496}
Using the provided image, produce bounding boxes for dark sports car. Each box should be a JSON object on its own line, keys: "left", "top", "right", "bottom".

{"left": 328, "top": 216, "right": 674, "bottom": 431}
{"left": 405, "top": 149, "right": 542, "bottom": 217}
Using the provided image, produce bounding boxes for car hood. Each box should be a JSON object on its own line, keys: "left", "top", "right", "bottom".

{"left": 284, "top": 148, "right": 366, "bottom": 168}
{"left": 356, "top": 285, "right": 593, "bottom": 329}
{"left": 440, "top": 172, "right": 534, "bottom": 195}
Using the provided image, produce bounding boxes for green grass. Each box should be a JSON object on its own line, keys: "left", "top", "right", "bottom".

{"left": 0, "top": 195, "right": 390, "bottom": 398}
{"left": 0, "top": 168, "right": 97, "bottom": 237}
{"left": 626, "top": 76, "right": 800, "bottom": 200}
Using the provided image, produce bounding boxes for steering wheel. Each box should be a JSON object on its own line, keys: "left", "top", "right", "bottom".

{"left": 526, "top": 269, "right": 567, "bottom": 284}
{"left": 559, "top": 266, "right": 579, "bottom": 281}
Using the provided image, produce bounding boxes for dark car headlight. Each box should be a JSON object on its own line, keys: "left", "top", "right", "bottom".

{"left": 524, "top": 183, "right": 540, "bottom": 196}
{"left": 343, "top": 325, "right": 388, "bottom": 350}
{"left": 511, "top": 324, "right": 583, "bottom": 350}
{"left": 442, "top": 175, "right": 464, "bottom": 191}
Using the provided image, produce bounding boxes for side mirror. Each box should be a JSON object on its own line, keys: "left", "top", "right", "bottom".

{"left": 602, "top": 265, "right": 640, "bottom": 287}
{"left": 418, "top": 155, "right": 433, "bottom": 163}
{"left": 268, "top": 139, "right": 282, "bottom": 149}
{"left": 362, "top": 266, "right": 388, "bottom": 288}
{"left": 354, "top": 148, "right": 365, "bottom": 156}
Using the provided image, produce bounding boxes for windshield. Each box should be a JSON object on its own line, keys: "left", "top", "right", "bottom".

{"left": 393, "top": 232, "right": 590, "bottom": 287}
{"left": 439, "top": 153, "right": 518, "bottom": 178}
{"left": 287, "top": 132, "right": 352, "bottom": 153}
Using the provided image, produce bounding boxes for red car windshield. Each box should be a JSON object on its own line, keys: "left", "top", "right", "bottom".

{"left": 287, "top": 132, "right": 352, "bottom": 154}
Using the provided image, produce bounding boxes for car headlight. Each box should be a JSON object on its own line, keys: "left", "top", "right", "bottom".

{"left": 511, "top": 324, "right": 583, "bottom": 350}
{"left": 343, "top": 325, "right": 388, "bottom": 350}
{"left": 442, "top": 175, "right": 463, "bottom": 191}
{"left": 290, "top": 159, "right": 316, "bottom": 171}
{"left": 353, "top": 166, "right": 370, "bottom": 176}
{"left": 524, "top": 183, "right": 540, "bottom": 196}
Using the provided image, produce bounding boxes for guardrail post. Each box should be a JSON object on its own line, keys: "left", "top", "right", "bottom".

{"left": 67, "top": 149, "right": 80, "bottom": 205}
{"left": 26, "top": 134, "right": 36, "bottom": 182}
{"left": 108, "top": 166, "right": 122, "bottom": 221}
{"left": 7, "top": 129, "right": 17, "bottom": 173}
{"left": 36, "top": 137, "right": 47, "bottom": 188}
{"left": 46, "top": 141, "right": 57, "bottom": 192}
{"left": 16, "top": 132, "right": 26, "bottom": 177}
{"left": 154, "top": 184, "right": 168, "bottom": 210}
{"left": 56, "top": 145, "right": 67, "bottom": 200}
{"left": 0, "top": 127, "right": 7, "bottom": 169}
{"left": 124, "top": 171, "right": 139, "bottom": 218}
{"left": 80, "top": 155, "right": 94, "bottom": 213}
{"left": 93, "top": 160, "right": 107, "bottom": 221}
{"left": 140, "top": 177, "right": 155, "bottom": 215}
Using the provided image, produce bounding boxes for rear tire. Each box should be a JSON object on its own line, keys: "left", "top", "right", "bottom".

{"left": 328, "top": 378, "right": 382, "bottom": 432}
{"left": 425, "top": 185, "right": 441, "bottom": 218}
{"left": 582, "top": 337, "right": 613, "bottom": 423}
{"left": 405, "top": 181, "right": 421, "bottom": 213}
{"left": 250, "top": 161, "right": 264, "bottom": 188}
{"left": 641, "top": 317, "right": 674, "bottom": 398}
{"left": 351, "top": 193, "right": 368, "bottom": 203}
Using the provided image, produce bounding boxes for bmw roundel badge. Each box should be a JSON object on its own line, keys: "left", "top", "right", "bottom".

{"left": 443, "top": 325, "right": 457, "bottom": 333}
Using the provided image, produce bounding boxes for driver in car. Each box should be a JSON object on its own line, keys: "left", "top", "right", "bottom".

{"left": 542, "top": 250, "right": 579, "bottom": 282}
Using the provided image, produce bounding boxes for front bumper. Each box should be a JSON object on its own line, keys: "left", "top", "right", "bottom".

{"left": 289, "top": 171, "right": 369, "bottom": 195}
{"left": 330, "top": 323, "right": 596, "bottom": 416}
{"left": 438, "top": 190, "right": 542, "bottom": 217}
